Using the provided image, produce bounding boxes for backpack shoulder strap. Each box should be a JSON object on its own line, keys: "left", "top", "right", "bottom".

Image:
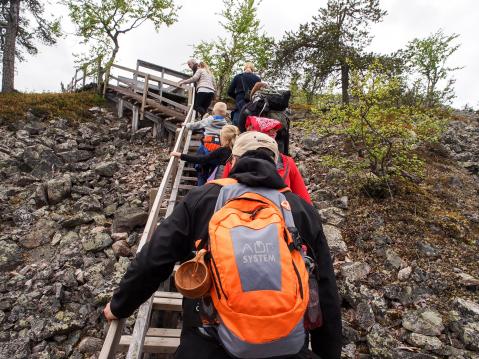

{"left": 279, "top": 187, "right": 291, "bottom": 193}
{"left": 208, "top": 178, "right": 238, "bottom": 186}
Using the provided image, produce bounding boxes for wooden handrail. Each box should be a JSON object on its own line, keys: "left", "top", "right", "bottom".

{"left": 98, "top": 87, "right": 195, "bottom": 359}
{"left": 111, "top": 64, "right": 181, "bottom": 88}
{"left": 66, "top": 58, "right": 102, "bottom": 93}
{"left": 137, "top": 59, "right": 189, "bottom": 79}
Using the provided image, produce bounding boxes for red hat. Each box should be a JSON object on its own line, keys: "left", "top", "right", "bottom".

{"left": 245, "top": 116, "right": 282, "bottom": 137}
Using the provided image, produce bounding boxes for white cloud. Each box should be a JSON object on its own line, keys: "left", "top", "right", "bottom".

{"left": 12, "top": 0, "right": 478, "bottom": 107}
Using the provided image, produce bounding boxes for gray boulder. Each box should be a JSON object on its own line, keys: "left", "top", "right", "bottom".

{"left": 356, "top": 300, "right": 375, "bottom": 331}
{"left": 112, "top": 240, "right": 131, "bottom": 258}
{"left": 40, "top": 311, "right": 84, "bottom": 340}
{"left": 0, "top": 240, "right": 21, "bottom": 270}
{"left": 402, "top": 308, "right": 444, "bottom": 336}
{"left": 78, "top": 337, "right": 103, "bottom": 354}
{"left": 318, "top": 207, "right": 345, "bottom": 226}
{"left": 23, "top": 144, "right": 63, "bottom": 177}
{"left": 82, "top": 232, "right": 112, "bottom": 252}
{"left": 453, "top": 297, "right": 479, "bottom": 320}
{"left": 406, "top": 333, "right": 443, "bottom": 351}
{"left": 112, "top": 206, "right": 148, "bottom": 233}
{"left": 367, "top": 323, "right": 401, "bottom": 359}
{"left": 385, "top": 249, "right": 406, "bottom": 270}
{"left": 46, "top": 174, "right": 72, "bottom": 204}
{"left": 341, "top": 262, "right": 371, "bottom": 282}
{"left": 74, "top": 196, "right": 102, "bottom": 212}
{"left": 58, "top": 149, "right": 93, "bottom": 163}
{"left": 93, "top": 161, "right": 119, "bottom": 177}
{"left": 322, "top": 224, "right": 347, "bottom": 257}
{"left": 21, "top": 218, "right": 57, "bottom": 248}
{"left": 61, "top": 212, "right": 94, "bottom": 228}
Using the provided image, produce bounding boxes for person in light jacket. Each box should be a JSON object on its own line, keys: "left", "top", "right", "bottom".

{"left": 179, "top": 62, "right": 216, "bottom": 118}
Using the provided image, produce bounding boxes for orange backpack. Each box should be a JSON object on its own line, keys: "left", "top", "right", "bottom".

{"left": 203, "top": 178, "right": 309, "bottom": 358}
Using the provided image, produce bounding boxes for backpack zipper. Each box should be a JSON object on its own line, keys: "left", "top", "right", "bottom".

{"left": 210, "top": 255, "right": 228, "bottom": 300}
{"left": 292, "top": 260, "right": 304, "bottom": 299}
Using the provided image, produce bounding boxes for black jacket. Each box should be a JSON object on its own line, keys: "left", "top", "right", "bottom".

{"left": 110, "top": 154, "right": 342, "bottom": 359}
{"left": 227, "top": 72, "right": 261, "bottom": 105}
{"left": 180, "top": 146, "right": 231, "bottom": 167}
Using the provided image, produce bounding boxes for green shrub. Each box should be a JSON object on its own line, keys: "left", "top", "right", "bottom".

{"left": 297, "top": 63, "right": 447, "bottom": 191}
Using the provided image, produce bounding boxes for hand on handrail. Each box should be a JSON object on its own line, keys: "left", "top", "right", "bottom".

{"left": 103, "top": 302, "right": 119, "bottom": 321}
{"left": 170, "top": 151, "right": 181, "bottom": 158}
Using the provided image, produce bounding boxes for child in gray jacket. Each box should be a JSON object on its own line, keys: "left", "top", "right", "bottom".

{"left": 186, "top": 102, "right": 228, "bottom": 152}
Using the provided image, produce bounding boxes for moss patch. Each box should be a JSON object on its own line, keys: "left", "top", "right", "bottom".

{"left": 0, "top": 92, "right": 105, "bottom": 124}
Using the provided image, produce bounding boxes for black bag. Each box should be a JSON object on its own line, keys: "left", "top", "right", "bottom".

{"left": 258, "top": 90, "right": 291, "bottom": 111}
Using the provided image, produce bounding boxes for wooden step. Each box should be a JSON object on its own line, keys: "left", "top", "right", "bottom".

{"left": 118, "top": 335, "right": 180, "bottom": 353}
{"left": 181, "top": 176, "right": 198, "bottom": 182}
{"left": 147, "top": 328, "right": 181, "bottom": 338}
{"left": 153, "top": 296, "right": 183, "bottom": 311}
{"left": 182, "top": 166, "right": 196, "bottom": 172}
{"left": 178, "top": 184, "right": 195, "bottom": 191}
{"left": 154, "top": 290, "right": 182, "bottom": 299}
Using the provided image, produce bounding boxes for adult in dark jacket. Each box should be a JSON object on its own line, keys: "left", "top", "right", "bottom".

{"left": 227, "top": 62, "right": 261, "bottom": 126}
{"left": 103, "top": 133, "right": 342, "bottom": 359}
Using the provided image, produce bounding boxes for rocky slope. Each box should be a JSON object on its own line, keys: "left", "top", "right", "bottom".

{"left": 0, "top": 104, "right": 171, "bottom": 358}
{"left": 0, "top": 98, "right": 478, "bottom": 359}
{"left": 291, "top": 109, "right": 479, "bottom": 358}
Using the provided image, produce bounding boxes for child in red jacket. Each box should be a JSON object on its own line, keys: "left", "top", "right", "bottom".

{"left": 222, "top": 116, "right": 312, "bottom": 204}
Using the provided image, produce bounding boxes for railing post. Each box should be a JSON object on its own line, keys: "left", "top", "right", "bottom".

{"left": 117, "top": 98, "right": 124, "bottom": 118}
{"left": 133, "top": 60, "right": 140, "bottom": 94}
{"left": 102, "top": 66, "right": 111, "bottom": 97}
{"left": 73, "top": 69, "right": 79, "bottom": 90}
{"left": 140, "top": 74, "right": 149, "bottom": 122}
{"left": 98, "top": 318, "right": 126, "bottom": 359}
{"left": 96, "top": 57, "right": 103, "bottom": 93}
{"left": 159, "top": 68, "right": 165, "bottom": 102}
{"left": 82, "top": 65, "right": 87, "bottom": 88}
{"left": 187, "top": 87, "right": 193, "bottom": 107}
{"left": 132, "top": 105, "right": 139, "bottom": 133}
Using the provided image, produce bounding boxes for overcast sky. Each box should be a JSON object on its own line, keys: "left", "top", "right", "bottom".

{"left": 12, "top": 0, "right": 479, "bottom": 108}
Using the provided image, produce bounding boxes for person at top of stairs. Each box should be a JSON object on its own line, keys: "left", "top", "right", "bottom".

{"left": 179, "top": 61, "right": 216, "bottom": 118}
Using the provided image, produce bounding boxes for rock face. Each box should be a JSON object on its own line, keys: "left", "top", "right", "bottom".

{"left": 442, "top": 111, "right": 479, "bottom": 176}
{"left": 0, "top": 107, "right": 166, "bottom": 358}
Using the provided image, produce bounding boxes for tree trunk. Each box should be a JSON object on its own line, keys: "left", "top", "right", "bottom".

{"left": 2, "top": 0, "right": 20, "bottom": 93}
{"left": 340, "top": 62, "right": 349, "bottom": 104}
{"left": 102, "top": 43, "right": 119, "bottom": 96}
